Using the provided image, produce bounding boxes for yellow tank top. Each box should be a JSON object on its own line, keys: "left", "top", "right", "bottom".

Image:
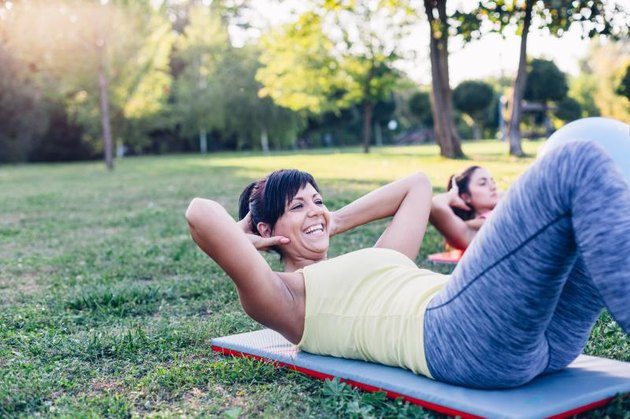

{"left": 297, "top": 248, "right": 448, "bottom": 378}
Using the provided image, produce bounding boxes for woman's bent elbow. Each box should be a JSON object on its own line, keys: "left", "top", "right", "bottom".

{"left": 185, "top": 197, "right": 206, "bottom": 226}
{"left": 411, "top": 172, "right": 432, "bottom": 192}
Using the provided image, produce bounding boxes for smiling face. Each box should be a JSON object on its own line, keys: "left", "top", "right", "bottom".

{"left": 461, "top": 168, "right": 499, "bottom": 214}
{"left": 270, "top": 183, "right": 331, "bottom": 269}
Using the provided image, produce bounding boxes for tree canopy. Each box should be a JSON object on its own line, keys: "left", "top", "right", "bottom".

{"left": 257, "top": 0, "right": 415, "bottom": 152}
{"left": 453, "top": 80, "right": 495, "bottom": 139}
{"left": 524, "top": 59, "right": 568, "bottom": 104}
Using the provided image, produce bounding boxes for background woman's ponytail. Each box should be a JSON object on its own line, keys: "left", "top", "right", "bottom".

{"left": 238, "top": 180, "right": 260, "bottom": 233}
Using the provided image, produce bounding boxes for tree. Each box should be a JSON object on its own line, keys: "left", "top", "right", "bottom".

{"left": 172, "top": 5, "right": 229, "bottom": 154}
{"left": 423, "top": 0, "right": 465, "bottom": 157}
{"left": 453, "top": 80, "right": 494, "bottom": 139}
{"left": 113, "top": 12, "right": 176, "bottom": 154}
{"left": 569, "top": 74, "right": 601, "bottom": 118}
{"left": 5, "top": 1, "right": 174, "bottom": 169}
{"left": 257, "top": 12, "right": 340, "bottom": 116}
{"left": 466, "top": 0, "right": 629, "bottom": 155}
{"left": 524, "top": 58, "right": 567, "bottom": 134}
{"left": 257, "top": 1, "right": 414, "bottom": 153}
{"left": 554, "top": 97, "right": 582, "bottom": 123}
{"left": 408, "top": 91, "right": 434, "bottom": 128}
{"left": 0, "top": 43, "right": 48, "bottom": 163}
{"left": 580, "top": 40, "right": 630, "bottom": 122}
{"left": 220, "top": 46, "right": 304, "bottom": 152}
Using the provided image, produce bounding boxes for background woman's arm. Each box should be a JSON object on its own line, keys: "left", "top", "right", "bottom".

{"left": 429, "top": 193, "right": 477, "bottom": 250}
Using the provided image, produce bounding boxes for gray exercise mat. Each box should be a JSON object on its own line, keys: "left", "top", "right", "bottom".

{"left": 212, "top": 328, "right": 630, "bottom": 418}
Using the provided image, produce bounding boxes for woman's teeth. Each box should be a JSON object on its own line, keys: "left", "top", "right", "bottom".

{"left": 305, "top": 224, "right": 324, "bottom": 234}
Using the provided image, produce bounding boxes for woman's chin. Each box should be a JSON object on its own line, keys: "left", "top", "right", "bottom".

{"left": 305, "top": 240, "right": 329, "bottom": 256}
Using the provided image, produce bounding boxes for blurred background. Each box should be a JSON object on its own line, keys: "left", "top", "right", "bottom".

{"left": 0, "top": 0, "right": 628, "bottom": 168}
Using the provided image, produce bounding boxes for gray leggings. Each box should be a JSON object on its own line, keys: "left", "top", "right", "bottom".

{"left": 424, "top": 141, "right": 630, "bottom": 389}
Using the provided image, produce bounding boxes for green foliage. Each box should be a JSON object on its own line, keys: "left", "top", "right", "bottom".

{"left": 407, "top": 91, "right": 433, "bottom": 127}
{"left": 172, "top": 5, "right": 229, "bottom": 141}
{"left": 256, "top": 1, "right": 416, "bottom": 149}
{"left": 2, "top": 0, "right": 175, "bottom": 161}
{"left": 453, "top": 80, "right": 495, "bottom": 118}
{"left": 524, "top": 58, "right": 568, "bottom": 103}
{"left": 115, "top": 14, "right": 176, "bottom": 149}
{"left": 171, "top": 7, "right": 302, "bottom": 152}
{"left": 0, "top": 43, "right": 48, "bottom": 163}
{"left": 579, "top": 40, "right": 630, "bottom": 122}
{"left": 403, "top": 90, "right": 434, "bottom": 134}
{"left": 554, "top": 96, "right": 582, "bottom": 122}
{"left": 453, "top": 80, "right": 495, "bottom": 139}
{"left": 219, "top": 46, "right": 304, "bottom": 151}
{"left": 257, "top": 11, "right": 343, "bottom": 114}
{"left": 569, "top": 73, "right": 601, "bottom": 118}
{"left": 460, "top": 0, "right": 629, "bottom": 42}
{"left": 27, "top": 103, "right": 97, "bottom": 162}
{"left": 615, "top": 61, "right": 630, "bottom": 100}
{"left": 321, "top": 378, "right": 431, "bottom": 418}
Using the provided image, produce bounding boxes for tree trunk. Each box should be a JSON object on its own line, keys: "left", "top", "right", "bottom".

{"left": 507, "top": 0, "right": 533, "bottom": 156}
{"left": 361, "top": 100, "right": 373, "bottom": 153}
{"left": 424, "top": 0, "right": 464, "bottom": 158}
{"left": 98, "top": 57, "right": 113, "bottom": 171}
{"left": 199, "top": 127, "right": 207, "bottom": 154}
{"left": 260, "top": 128, "right": 270, "bottom": 155}
{"left": 498, "top": 95, "right": 507, "bottom": 141}
{"left": 374, "top": 121, "right": 383, "bottom": 146}
{"left": 542, "top": 103, "right": 552, "bottom": 136}
{"left": 472, "top": 121, "right": 481, "bottom": 140}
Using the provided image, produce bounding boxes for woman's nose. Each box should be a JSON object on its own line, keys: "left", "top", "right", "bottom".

{"left": 307, "top": 204, "right": 324, "bottom": 216}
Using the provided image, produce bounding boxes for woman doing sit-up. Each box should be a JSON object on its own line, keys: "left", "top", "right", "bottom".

{"left": 430, "top": 166, "right": 500, "bottom": 250}
{"left": 186, "top": 141, "right": 630, "bottom": 389}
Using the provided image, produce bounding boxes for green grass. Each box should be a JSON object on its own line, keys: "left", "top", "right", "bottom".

{"left": 1, "top": 140, "right": 628, "bottom": 418}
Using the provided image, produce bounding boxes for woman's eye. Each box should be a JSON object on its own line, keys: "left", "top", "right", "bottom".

{"left": 315, "top": 199, "right": 324, "bottom": 206}
{"left": 291, "top": 204, "right": 303, "bottom": 210}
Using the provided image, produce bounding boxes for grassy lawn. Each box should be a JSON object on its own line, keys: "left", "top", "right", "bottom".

{"left": 1, "top": 141, "right": 628, "bottom": 417}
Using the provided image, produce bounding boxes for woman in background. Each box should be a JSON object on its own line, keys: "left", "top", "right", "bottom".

{"left": 430, "top": 166, "right": 499, "bottom": 250}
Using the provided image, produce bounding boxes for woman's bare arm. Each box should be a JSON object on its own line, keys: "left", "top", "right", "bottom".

{"left": 429, "top": 192, "right": 477, "bottom": 250}
{"left": 185, "top": 198, "right": 301, "bottom": 341}
{"left": 330, "top": 173, "right": 433, "bottom": 260}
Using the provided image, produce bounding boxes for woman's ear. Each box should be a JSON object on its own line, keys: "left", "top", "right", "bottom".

{"left": 256, "top": 222, "right": 272, "bottom": 238}
{"left": 461, "top": 193, "right": 472, "bottom": 204}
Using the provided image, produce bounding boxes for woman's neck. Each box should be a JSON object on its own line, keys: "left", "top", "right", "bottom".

{"left": 474, "top": 207, "right": 494, "bottom": 219}
{"left": 283, "top": 254, "right": 327, "bottom": 272}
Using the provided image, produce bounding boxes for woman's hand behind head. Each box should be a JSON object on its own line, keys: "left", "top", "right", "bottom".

{"left": 238, "top": 212, "right": 290, "bottom": 251}
{"left": 247, "top": 233, "right": 290, "bottom": 252}
{"left": 447, "top": 178, "right": 472, "bottom": 212}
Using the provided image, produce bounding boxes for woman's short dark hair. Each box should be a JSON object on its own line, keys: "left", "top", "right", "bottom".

{"left": 238, "top": 169, "right": 320, "bottom": 235}
{"left": 447, "top": 165, "right": 481, "bottom": 221}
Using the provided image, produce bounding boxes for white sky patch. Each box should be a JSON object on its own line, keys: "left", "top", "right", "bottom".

{"left": 446, "top": 27, "right": 589, "bottom": 85}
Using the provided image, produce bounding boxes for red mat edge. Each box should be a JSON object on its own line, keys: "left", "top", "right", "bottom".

{"left": 212, "top": 344, "right": 479, "bottom": 418}
{"left": 211, "top": 344, "right": 619, "bottom": 418}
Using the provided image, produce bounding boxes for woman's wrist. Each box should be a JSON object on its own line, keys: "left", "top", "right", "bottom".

{"left": 432, "top": 193, "right": 452, "bottom": 210}
{"left": 328, "top": 210, "right": 341, "bottom": 237}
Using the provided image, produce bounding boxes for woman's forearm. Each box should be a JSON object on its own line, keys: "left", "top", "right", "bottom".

{"left": 186, "top": 198, "right": 275, "bottom": 294}
{"left": 185, "top": 198, "right": 301, "bottom": 342}
{"left": 331, "top": 173, "right": 431, "bottom": 236}
{"left": 429, "top": 194, "right": 474, "bottom": 250}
